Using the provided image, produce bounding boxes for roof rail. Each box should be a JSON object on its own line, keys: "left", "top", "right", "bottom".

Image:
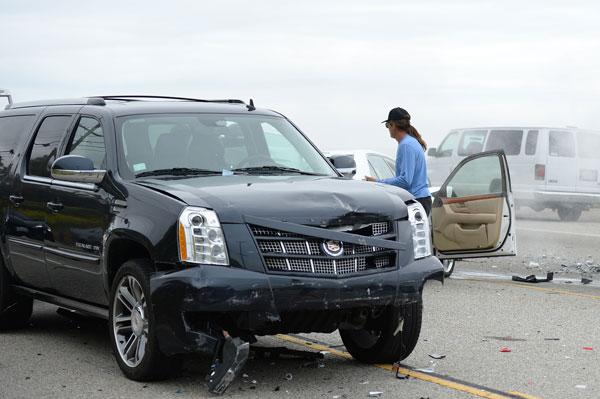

{"left": 97, "top": 95, "right": 246, "bottom": 104}
{"left": 0, "top": 89, "right": 13, "bottom": 108}
{"left": 7, "top": 97, "right": 106, "bottom": 110}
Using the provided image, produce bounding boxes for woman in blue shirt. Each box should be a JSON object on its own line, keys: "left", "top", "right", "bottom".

{"left": 365, "top": 107, "right": 432, "bottom": 215}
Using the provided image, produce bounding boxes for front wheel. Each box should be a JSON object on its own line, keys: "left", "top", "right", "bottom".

{"left": 340, "top": 301, "right": 422, "bottom": 364}
{"left": 109, "top": 259, "right": 181, "bottom": 381}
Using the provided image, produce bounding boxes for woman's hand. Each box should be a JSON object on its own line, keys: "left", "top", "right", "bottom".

{"left": 364, "top": 176, "right": 377, "bottom": 182}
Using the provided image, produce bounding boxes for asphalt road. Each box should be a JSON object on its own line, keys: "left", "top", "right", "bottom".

{"left": 1, "top": 208, "right": 599, "bottom": 399}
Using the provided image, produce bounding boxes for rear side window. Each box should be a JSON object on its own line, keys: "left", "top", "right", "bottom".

{"left": 0, "top": 115, "right": 36, "bottom": 166}
{"left": 549, "top": 130, "right": 575, "bottom": 158}
{"left": 436, "top": 131, "right": 460, "bottom": 157}
{"left": 485, "top": 130, "right": 523, "bottom": 155}
{"left": 67, "top": 117, "right": 106, "bottom": 169}
{"left": 28, "top": 116, "right": 72, "bottom": 177}
{"left": 525, "top": 130, "right": 538, "bottom": 155}
{"left": 577, "top": 132, "right": 600, "bottom": 159}
{"left": 458, "top": 130, "right": 487, "bottom": 156}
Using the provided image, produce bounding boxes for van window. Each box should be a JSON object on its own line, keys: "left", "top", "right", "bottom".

{"left": 458, "top": 130, "right": 486, "bottom": 156}
{"left": 67, "top": 117, "right": 106, "bottom": 169}
{"left": 577, "top": 132, "right": 600, "bottom": 159}
{"left": 485, "top": 130, "right": 523, "bottom": 155}
{"left": 549, "top": 130, "right": 575, "bottom": 158}
{"left": 437, "top": 131, "right": 460, "bottom": 157}
{"left": 0, "top": 115, "right": 36, "bottom": 168}
{"left": 525, "top": 130, "right": 538, "bottom": 155}
{"left": 28, "top": 116, "right": 72, "bottom": 178}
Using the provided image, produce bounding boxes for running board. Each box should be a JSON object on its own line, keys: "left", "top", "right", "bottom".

{"left": 12, "top": 285, "right": 109, "bottom": 319}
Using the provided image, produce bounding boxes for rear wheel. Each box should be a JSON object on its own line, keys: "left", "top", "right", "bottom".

{"left": 0, "top": 260, "right": 33, "bottom": 330}
{"left": 340, "top": 301, "right": 422, "bottom": 364}
{"left": 557, "top": 206, "right": 582, "bottom": 222}
{"left": 109, "top": 259, "right": 181, "bottom": 381}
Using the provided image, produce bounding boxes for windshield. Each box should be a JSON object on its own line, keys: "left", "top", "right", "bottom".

{"left": 115, "top": 113, "right": 337, "bottom": 179}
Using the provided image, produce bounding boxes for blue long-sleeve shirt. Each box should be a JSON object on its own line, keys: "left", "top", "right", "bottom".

{"left": 378, "top": 135, "right": 430, "bottom": 198}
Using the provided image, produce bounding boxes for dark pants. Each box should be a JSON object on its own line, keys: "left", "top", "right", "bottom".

{"left": 416, "top": 196, "right": 432, "bottom": 216}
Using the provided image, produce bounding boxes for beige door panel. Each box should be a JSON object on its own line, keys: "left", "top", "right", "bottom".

{"left": 432, "top": 197, "right": 503, "bottom": 251}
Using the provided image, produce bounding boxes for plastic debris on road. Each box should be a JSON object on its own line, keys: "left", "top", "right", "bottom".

{"left": 284, "top": 373, "right": 293, "bottom": 381}
{"left": 428, "top": 353, "right": 446, "bottom": 359}
{"left": 499, "top": 347, "right": 512, "bottom": 353}
{"left": 512, "top": 272, "right": 553, "bottom": 283}
{"left": 583, "top": 347, "right": 593, "bottom": 351}
{"left": 368, "top": 391, "right": 383, "bottom": 397}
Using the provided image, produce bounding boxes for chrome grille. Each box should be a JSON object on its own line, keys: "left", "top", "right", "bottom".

{"left": 251, "top": 223, "right": 396, "bottom": 277}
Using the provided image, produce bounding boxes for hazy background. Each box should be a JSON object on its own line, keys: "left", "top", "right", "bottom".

{"left": 2, "top": 0, "right": 599, "bottom": 156}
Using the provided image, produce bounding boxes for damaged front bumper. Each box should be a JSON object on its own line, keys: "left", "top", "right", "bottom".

{"left": 150, "top": 256, "right": 443, "bottom": 357}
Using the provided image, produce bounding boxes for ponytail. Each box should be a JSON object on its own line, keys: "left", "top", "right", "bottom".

{"left": 391, "top": 119, "right": 428, "bottom": 151}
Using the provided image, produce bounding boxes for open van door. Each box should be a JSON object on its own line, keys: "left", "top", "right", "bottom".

{"left": 432, "top": 150, "right": 516, "bottom": 259}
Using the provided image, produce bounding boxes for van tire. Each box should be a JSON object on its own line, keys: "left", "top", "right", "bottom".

{"left": 0, "top": 260, "right": 33, "bottom": 331}
{"left": 340, "top": 301, "right": 422, "bottom": 364}
{"left": 109, "top": 259, "right": 181, "bottom": 381}
{"left": 557, "top": 207, "right": 582, "bottom": 222}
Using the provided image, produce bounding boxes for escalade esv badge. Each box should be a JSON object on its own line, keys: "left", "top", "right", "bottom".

{"left": 322, "top": 239, "right": 344, "bottom": 257}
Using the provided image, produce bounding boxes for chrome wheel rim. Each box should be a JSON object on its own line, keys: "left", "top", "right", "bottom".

{"left": 112, "top": 275, "right": 148, "bottom": 368}
{"left": 443, "top": 259, "right": 455, "bottom": 274}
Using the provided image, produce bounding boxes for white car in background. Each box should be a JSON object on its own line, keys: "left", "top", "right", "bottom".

{"left": 326, "top": 149, "right": 457, "bottom": 277}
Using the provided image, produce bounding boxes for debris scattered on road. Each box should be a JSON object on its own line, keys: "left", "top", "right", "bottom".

{"left": 581, "top": 277, "right": 593, "bottom": 285}
{"left": 544, "top": 338, "right": 560, "bottom": 341}
{"left": 415, "top": 360, "right": 437, "bottom": 373}
{"left": 575, "top": 385, "right": 587, "bottom": 389}
{"left": 582, "top": 347, "right": 593, "bottom": 351}
{"left": 360, "top": 380, "right": 370, "bottom": 385}
{"left": 284, "top": 373, "right": 293, "bottom": 381}
{"left": 392, "top": 362, "right": 410, "bottom": 379}
{"left": 368, "top": 391, "right": 383, "bottom": 397}
{"left": 428, "top": 353, "right": 446, "bottom": 360}
{"left": 484, "top": 336, "right": 526, "bottom": 342}
{"left": 512, "top": 272, "right": 553, "bottom": 283}
{"left": 499, "top": 347, "right": 512, "bottom": 353}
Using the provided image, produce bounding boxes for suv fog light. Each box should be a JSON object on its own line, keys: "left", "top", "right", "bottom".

{"left": 407, "top": 202, "right": 432, "bottom": 259}
{"left": 178, "top": 207, "right": 229, "bottom": 265}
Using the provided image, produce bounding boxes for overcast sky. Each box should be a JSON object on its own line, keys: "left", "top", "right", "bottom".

{"left": 2, "top": 0, "right": 600, "bottom": 156}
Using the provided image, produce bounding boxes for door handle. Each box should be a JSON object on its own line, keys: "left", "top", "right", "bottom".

{"left": 9, "top": 195, "right": 24, "bottom": 207}
{"left": 46, "top": 202, "right": 64, "bottom": 213}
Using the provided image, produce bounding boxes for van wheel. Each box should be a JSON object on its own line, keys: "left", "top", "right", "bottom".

{"left": 109, "top": 259, "right": 181, "bottom": 381}
{"left": 340, "top": 301, "right": 422, "bottom": 364}
{"left": 0, "top": 260, "right": 33, "bottom": 330}
{"left": 557, "top": 207, "right": 582, "bottom": 222}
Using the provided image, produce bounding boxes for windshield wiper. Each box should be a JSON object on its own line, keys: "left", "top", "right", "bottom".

{"left": 232, "top": 165, "right": 325, "bottom": 176}
{"left": 135, "top": 168, "right": 223, "bottom": 178}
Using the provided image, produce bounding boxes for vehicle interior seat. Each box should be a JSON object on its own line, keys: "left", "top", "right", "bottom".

{"left": 153, "top": 125, "right": 193, "bottom": 170}
{"left": 187, "top": 126, "right": 226, "bottom": 171}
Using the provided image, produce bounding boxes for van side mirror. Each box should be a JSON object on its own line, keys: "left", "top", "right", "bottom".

{"left": 427, "top": 147, "right": 437, "bottom": 157}
{"left": 328, "top": 154, "right": 356, "bottom": 179}
{"left": 51, "top": 155, "right": 106, "bottom": 184}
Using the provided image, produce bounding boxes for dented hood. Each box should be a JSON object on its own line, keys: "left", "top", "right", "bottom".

{"left": 136, "top": 175, "right": 411, "bottom": 225}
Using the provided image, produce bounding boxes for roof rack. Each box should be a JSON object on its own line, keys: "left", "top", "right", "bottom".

{"left": 97, "top": 95, "right": 246, "bottom": 104}
{"left": 6, "top": 97, "right": 106, "bottom": 110}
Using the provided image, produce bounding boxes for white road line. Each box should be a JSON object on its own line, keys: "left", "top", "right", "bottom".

{"left": 518, "top": 227, "right": 600, "bottom": 239}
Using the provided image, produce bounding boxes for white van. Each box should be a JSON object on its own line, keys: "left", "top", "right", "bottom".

{"left": 428, "top": 127, "right": 600, "bottom": 221}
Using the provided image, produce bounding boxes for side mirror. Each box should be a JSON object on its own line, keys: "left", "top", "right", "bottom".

{"left": 427, "top": 147, "right": 437, "bottom": 157}
{"left": 328, "top": 154, "right": 356, "bottom": 179}
{"left": 51, "top": 155, "right": 106, "bottom": 184}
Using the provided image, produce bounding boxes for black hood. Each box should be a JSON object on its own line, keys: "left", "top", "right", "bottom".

{"left": 135, "top": 176, "right": 412, "bottom": 226}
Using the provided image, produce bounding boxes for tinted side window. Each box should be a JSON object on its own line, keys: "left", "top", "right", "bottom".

{"left": 67, "top": 117, "right": 106, "bottom": 169}
{"left": 458, "top": 130, "right": 487, "bottom": 156}
{"left": 368, "top": 155, "right": 394, "bottom": 179}
{"left": 484, "top": 130, "right": 523, "bottom": 155}
{"left": 525, "top": 130, "right": 538, "bottom": 155}
{"left": 437, "top": 131, "right": 460, "bottom": 157}
{"left": 0, "top": 115, "right": 36, "bottom": 167}
{"left": 549, "top": 130, "right": 575, "bottom": 158}
{"left": 28, "top": 116, "right": 72, "bottom": 177}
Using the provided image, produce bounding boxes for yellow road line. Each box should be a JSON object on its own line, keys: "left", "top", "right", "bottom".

{"left": 276, "top": 334, "right": 542, "bottom": 399}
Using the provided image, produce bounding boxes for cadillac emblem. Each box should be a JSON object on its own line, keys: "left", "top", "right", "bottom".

{"left": 322, "top": 239, "right": 344, "bottom": 257}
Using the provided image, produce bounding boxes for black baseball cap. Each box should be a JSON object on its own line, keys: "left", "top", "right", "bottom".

{"left": 382, "top": 107, "right": 411, "bottom": 123}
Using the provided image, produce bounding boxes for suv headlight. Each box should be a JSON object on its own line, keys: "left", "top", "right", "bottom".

{"left": 407, "top": 202, "right": 431, "bottom": 259}
{"left": 178, "top": 207, "right": 229, "bottom": 265}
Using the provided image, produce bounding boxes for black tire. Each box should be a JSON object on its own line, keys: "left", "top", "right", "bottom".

{"left": 442, "top": 259, "right": 456, "bottom": 278}
{"left": 340, "top": 300, "right": 422, "bottom": 364}
{"left": 0, "top": 260, "right": 33, "bottom": 331}
{"left": 557, "top": 206, "right": 582, "bottom": 222}
{"left": 109, "top": 259, "right": 181, "bottom": 381}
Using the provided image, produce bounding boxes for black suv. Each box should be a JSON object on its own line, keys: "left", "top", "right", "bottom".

{"left": 0, "top": 95, "right": 515, "bottom": 393}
